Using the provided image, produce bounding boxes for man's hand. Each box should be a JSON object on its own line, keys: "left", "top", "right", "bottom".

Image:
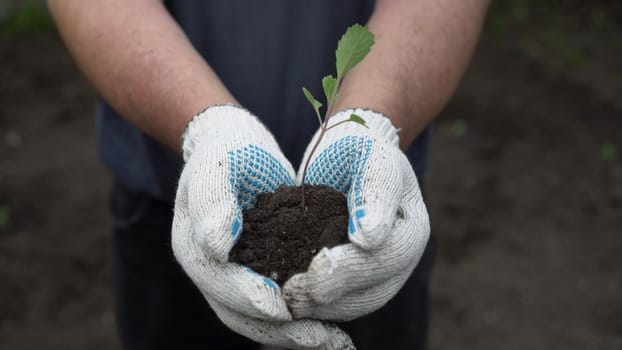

{"left": 172, "top": 105, "right": 354, "bottom": 349}
{"left": 283, "top": 109, "right": 430, "bottom": 321}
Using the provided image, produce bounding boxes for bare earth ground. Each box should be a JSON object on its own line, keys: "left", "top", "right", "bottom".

{"left": 1, "top": 27, "right": 621, "bottom": 350}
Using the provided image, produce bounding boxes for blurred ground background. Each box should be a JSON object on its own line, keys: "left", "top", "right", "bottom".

{"left": 1, "top": 1, "right": 621, "bottom": 349}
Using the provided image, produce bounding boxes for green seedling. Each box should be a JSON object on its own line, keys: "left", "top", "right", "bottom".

{"left": 300, "top": 24, "right": 375, "bottom": 208}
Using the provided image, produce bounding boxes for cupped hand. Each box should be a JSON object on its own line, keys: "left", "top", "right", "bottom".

{"left": 172, "top": 105, "right": 355, "bottom": 349}
{"left": 284, "top": 108, "right": 430, "bottom": 322}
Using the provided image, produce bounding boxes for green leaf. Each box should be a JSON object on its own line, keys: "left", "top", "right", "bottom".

{"left": 347, "top": 113, "right": 368, "bottom": 128}
{"left": 302, "top": 87, "right": 323, "bottom": 124}
{"left": 335, "top": 24, "right": 375, "bottom": 80}
{"left": 302, "top": 87, "right": 322, "bottom": 110}
{"left": 322, "top": 75, "right": 337, "bottom": 105}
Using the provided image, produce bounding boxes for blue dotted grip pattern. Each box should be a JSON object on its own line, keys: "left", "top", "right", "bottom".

{"left": 305, "top": 136, "right": 374, "bottom": 208}
{"left": 227, "top": 144, "right": 293, "bottom": 236}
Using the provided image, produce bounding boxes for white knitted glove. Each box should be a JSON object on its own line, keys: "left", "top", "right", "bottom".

{"left": 283, "top": 108, "right": 430, "bottom": 321}
{"left": 172, "top": 105, "right": 354, "bottom": 349}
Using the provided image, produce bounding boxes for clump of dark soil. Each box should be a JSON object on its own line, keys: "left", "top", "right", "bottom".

{"left": 229, "top": 185, "right": 349, "bottom": 286}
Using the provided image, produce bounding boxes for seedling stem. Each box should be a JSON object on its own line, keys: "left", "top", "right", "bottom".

{"left": 300, "top": 24, "right": 374, "bottom": 208}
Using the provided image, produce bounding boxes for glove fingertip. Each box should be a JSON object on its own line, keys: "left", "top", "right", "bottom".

{"left": 249, "top": 296, "right": 292, "bottom": 321}
{"left": 347, "top": 203, "right": 394, "bottom": 250}
{"left": 323, "top": 323, "right": 356, "bottom": 350}
{"left": 237, "top": 267, "right": 293, "bottom": 321}
{"left": 197, "top": 214, "right": 242, "bottom": 262}
{"left": 283, "top": 273, "right": 316, "bottom": 319}
{"left": 306, "top": 248, "right": 346, "bottom": 305}
{"left": 285, "top": 322, "right": 328, "bottom": 348}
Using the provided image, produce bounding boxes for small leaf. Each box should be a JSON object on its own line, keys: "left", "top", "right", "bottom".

{"left": 302, "top": 87, "right": 323, "bottom": 124}
{"left": 336, "top": 24, "right": 375, "bottom": 80}
{"left": 322, "top": 75, "right": 337, "bottom": 105}
{"left": 302, "top": 87, "right": 322, "bottom": 110}
{"left": 347, "top": 113, "right": 368, "bottom": 128}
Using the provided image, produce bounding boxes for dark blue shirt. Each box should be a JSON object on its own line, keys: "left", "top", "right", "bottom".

{"left": 97, "top": 0, "right": 430, "bottom": 202}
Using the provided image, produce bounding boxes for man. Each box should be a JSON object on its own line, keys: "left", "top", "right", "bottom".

{"left": 49, "top": 1, "right": 489, "bottom": 349}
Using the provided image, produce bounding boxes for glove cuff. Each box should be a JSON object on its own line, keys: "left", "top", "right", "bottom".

{"left": 328, "top": 108, "right": 400, "bottom": 147}
{"left": 181, "top": 104, "right": 257, "bottom": 161}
